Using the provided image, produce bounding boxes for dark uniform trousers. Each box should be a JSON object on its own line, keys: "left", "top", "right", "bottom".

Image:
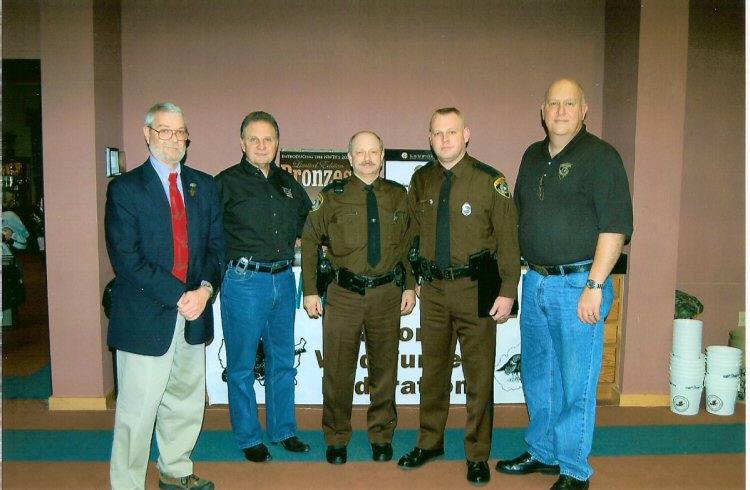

{"left": 417, "top": 276, "right": 496, "bottom": 462}
{"left": 322, "top": 281, "right": 402, "bottom": 446}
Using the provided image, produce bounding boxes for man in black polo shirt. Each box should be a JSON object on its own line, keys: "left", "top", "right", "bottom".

{"left": 496, "top": 80, "right": 633, "bottom": 490}
{"left": 216, "top": 111, "right": 312, "bottom": 463}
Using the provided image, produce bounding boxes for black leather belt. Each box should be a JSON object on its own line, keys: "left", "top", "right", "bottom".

{"left": 228, "top": 258, "right": 292, "bottom": 274}
{"left": 335, "top": 268, "right": 396, "bottom": 295}
{"left": 526, "top": 261, "right": 592, "bottom": 276}
{"left": 430, "top": 263, "right": 471, "bottom": 281}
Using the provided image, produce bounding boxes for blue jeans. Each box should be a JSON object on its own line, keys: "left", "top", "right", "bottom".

{"left": 520, "top": 267, "right": 614, "bottom": 481}
{"left": 221, "top": 263, "right": 298, "bottom": 450}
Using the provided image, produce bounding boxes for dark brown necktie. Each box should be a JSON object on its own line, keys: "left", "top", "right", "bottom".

{"left": 365, "top": 184, "right": 381, "bottom": 267}
{"left": 435, "top": 170, "right": 453, "bottom": 269}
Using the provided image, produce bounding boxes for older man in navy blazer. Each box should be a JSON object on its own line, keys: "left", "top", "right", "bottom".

{"left": 105, "top": 102, "right": 225, "bottom": 490}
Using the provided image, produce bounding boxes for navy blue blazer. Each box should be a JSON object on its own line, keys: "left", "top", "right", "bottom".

{"left": 105, "top": 161, "right": 226, "bottom": 356}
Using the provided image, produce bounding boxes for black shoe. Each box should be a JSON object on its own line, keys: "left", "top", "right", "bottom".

{"left": 495, "top": 451, "right": 559, "bottom": 475}
{"left": 277, "top": 436, "right": 311, "bottom": 453}
{"left": 371, "top": 442, "right": 393, "bottom": 462}
{"left": 242, "top": 443, "right": 272, "bottom": 462}
{"left": 551, "top": 475, "right": 590, "bottom": 490}
{"left": 397, "top": 447, "right": 445, "bottom": 469}
{"left": 326, "top": 445, "right": 347, "bottom": 465}
{"left": 466, "top": 460, "right": 490, "bottom": 485}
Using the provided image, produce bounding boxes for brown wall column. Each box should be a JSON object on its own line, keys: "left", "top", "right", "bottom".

{"left": 40, "top": 0, "right": 120, "bottom": 409}
{"left": 620, "top": 0, "right": 690, "bottom": 403}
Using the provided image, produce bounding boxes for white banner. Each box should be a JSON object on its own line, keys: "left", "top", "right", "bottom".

{"left": 206, "top": 267, "right": 525, "bottom": 405}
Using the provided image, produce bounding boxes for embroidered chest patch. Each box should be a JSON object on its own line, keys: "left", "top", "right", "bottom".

{"left": 559, "top": 163, "right": 573, "bottom": 181}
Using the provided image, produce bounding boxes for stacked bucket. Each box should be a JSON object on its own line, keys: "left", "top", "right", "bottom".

{"left": 728, "top": 327, "right": 745, "bottom": 400}
{"left": 670, "top": 319, "right": 705, "bottom": 415}
{"left": 705, "top": 345, "right": 743, "bottom": 415}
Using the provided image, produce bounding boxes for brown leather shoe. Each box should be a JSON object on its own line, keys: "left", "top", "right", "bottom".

{"left": 495, "top": 452, "right": 559, "bottom": 474}
{"left": 158, "top": 473, "right": 214, "bottom": 490}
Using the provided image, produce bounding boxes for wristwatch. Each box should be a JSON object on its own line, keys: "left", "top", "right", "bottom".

{"left": 200, "top": 280, "right": 214, "bottom": 296}
{"left": 585, "top": 279, "right": 603, "bottom": 289}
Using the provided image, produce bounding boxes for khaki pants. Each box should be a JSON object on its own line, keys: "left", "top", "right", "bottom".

{"left": 322, "top": 282, "right": 401, "bottom": 446}
{"left": 416, "top": 277, "right": 497, "bottom": 461}
{"left": 110, "top": 315, "right": 206, "bottom": 490}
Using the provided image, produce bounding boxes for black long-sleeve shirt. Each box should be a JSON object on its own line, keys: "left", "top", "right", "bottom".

{"left": 216, "top": 157, "right": 312, "bottom": 262}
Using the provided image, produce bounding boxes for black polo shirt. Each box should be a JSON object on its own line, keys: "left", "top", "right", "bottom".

{"left": 216, "top": 157, "right": 312, "bottom": 262}
{"left": 514, "top": 126, "right": 633, "bottom": 266}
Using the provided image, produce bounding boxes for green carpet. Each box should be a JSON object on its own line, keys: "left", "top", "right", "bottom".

{"left": 2, "top": 364, "right": 53, "bottom": 399}
{"left": 3, "top": 424, "right": 744, "bottom": 462}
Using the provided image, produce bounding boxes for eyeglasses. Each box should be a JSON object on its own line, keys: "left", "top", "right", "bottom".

{"left": 538, "top": 173, "right": 546, "bottom": 201}
{"left": 149, "top": 127, "right": 189, "bottom": 141}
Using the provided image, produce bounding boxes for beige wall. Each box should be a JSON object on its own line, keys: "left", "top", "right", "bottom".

{"left": 118, "top": 0, "right": 605, "bottom": 178}
{"left": 623, "top": 0, "right": 691, "bottom": 398}
{"left": 2, "top": 0, "right": 745, "bottom": 402}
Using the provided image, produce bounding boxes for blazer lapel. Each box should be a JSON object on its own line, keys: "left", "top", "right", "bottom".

{"left": 181, "top": 166, "right": 201, "bottom": 272}
{"left": 140, "top": 161, "right": 171, "bottom": 217}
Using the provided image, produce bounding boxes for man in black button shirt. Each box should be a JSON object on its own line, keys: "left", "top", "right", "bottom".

{"left": 216, "top": 111, "right": 312, "bottom": 462}
{"left": 496, "top": 80, "right": 633, "bottom": 490}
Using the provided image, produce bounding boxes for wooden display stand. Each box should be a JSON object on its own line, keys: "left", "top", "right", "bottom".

{"left": 597, "top": 273, "right": 624, "bottom": 404}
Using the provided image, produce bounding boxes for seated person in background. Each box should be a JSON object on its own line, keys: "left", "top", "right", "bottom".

{"left": 2, "top": 210, "right": 29, "bottom": 312}
{"left": 2, "top": 210, "right": 29, "bottom": 257}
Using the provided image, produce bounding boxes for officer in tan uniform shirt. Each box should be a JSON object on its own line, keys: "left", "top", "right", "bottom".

{"left": 301, "top": 131, "right": 417, "bottom": 466}
{"left": 398, "top": 108, "right": 520, "bottom": 486}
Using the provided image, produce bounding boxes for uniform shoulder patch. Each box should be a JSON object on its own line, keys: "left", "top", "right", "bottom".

{"left": 310, "top": 193, "right": 324, "bottom": 212}
{"left": 494, "top": 176, "right": 512, "bottom": 199}
{"left": 472, "top": 161, "right": 501, "bottom": 178}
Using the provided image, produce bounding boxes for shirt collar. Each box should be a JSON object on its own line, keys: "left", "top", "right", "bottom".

{"left": 149, "top": 155, "right": 181, "bottom": 182}
{"left": 543, "top": 124, "right": 589, "bottom": 160}
{"left": 351, "top": 175, "right": 380, "bottom": 191}
{"left": 437, "top": 152, "right": 472, "bottom": 178}
{"left": 241, "top": 156, "right": 278, "bottom": 178}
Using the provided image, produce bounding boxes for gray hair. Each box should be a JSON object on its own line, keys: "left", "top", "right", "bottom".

{"left": 144, "top": 102, "right": 187, "bottom": 129}
{"left": 348, "top": 130, "right": 384, "bottom": 154}
{"left": 240, "top": 111, "right": 280, "bottom": 139}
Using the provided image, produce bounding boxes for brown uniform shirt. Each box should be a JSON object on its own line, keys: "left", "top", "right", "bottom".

{"left": 301, "top": 176, "right": 415, "bottom": 295}
{"left": 407, "top": 153, "right": 521, "bottom": 299}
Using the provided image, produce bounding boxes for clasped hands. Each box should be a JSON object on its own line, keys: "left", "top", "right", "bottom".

{"left": 177, "top": 287, "right": 212, "bottom": 321}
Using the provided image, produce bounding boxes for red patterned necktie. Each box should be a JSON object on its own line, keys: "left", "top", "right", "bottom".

{"left": 169, "top": 172, "right": 188, "bottom": 282}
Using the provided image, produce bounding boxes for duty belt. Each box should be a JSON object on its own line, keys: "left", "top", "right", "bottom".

{"left": 526, "top": 261, "right": 592, "bottom": 276}
{"left": 429, "top": 262, "right": 471, "bottom": 281}
{"left": 335, "top": 268, "right": 396, "bottom": 295}
{"left": 228, "top": 258, "right": 292, "bottom": 274}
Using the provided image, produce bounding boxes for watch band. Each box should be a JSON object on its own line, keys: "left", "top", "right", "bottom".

{"left": 200, "top": 280, "right": 214, "bottom": 296}
{"left": 585, "top": 279, "right": 603, "bottom": 289}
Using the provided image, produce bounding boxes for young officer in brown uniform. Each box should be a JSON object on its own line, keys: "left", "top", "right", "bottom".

{"left": 398, "top": 108, "right": 521, "bottom": 485}
{"left": 301, "top": 131, "right": 417, "bottom": 465}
